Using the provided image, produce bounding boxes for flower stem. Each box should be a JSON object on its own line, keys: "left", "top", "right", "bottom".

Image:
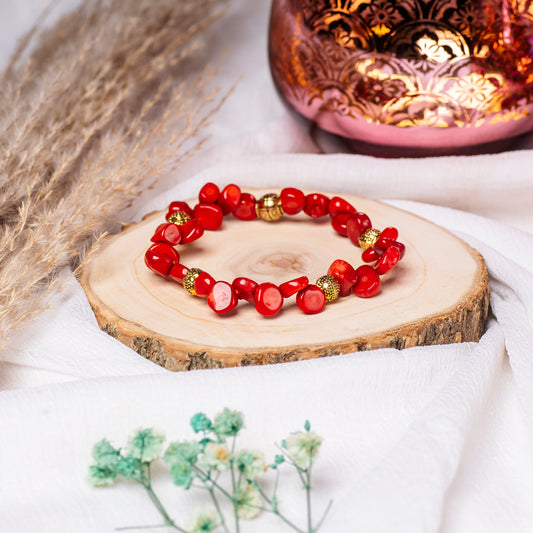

{"left": 272, "top": 508, "right": 305, "bottom": 533}
{"left": 295, "top": 467, "right": 306, "bottom": 487}
{"left": 254, "top": 481, "right": 304, "bottom": 533}
{"left": 208, "top": 487, "right": 230, "bottom": 533}
{"left": 306, "top": 449, "right": 313, "bottom": 533}
{"left": 193, "top": 466, "right": 232, "bottom": 499}
{"left": 306, "top": 470, "right": 312, "bottom": 533}
{"left": 274, "top": 468, "right": 280, "bottom": 497}
{"left": 143, "top": 482, "right": 186, "bottom": 533}
{"left": 314, "top": 500, "right": 333, "bottom": 532}
{"left": 230, "top": 459, "right": 241, "bottom": 533}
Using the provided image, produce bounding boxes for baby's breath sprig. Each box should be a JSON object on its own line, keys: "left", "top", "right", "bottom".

{"left": 87, "top": 409, "right": 331, "bottom": 532}
{"left": 278, "top": 421, "right": 332, "bottom": 533}
{"left": 89, "top": 428, "right": 186, "bottom": 532}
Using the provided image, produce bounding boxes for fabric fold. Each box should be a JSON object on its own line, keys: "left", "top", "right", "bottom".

{"left": 328, "top": 322, "right": 505, "bottom": 532}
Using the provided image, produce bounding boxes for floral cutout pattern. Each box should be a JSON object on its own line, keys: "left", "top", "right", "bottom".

{"left": 270, "top": 0, "right": 533, "bottom": 130}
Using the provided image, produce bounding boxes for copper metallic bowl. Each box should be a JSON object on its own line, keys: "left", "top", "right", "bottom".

{"left": 268, "top": 0, "right": 533, "bottom": 155}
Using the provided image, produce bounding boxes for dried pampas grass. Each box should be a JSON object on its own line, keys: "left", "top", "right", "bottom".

{"left": 0, "top": 0, "right": 230, "bottom": 347}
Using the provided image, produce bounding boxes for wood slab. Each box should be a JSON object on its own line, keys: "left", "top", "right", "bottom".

{"left": 80, "top": 189, "right": 489, "bottom": 370}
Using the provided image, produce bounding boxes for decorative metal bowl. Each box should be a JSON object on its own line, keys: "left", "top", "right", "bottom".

{"left": 268, "top": 0, "right": 533, "bottom": 155}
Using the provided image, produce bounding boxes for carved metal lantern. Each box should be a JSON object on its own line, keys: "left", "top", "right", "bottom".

{"left": 268, "top": 0, "right": 533, "bottom": 155}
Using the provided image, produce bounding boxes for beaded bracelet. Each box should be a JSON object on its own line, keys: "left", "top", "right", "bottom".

{"left": 144, "top": 184, "right": 406, "bottom": 316}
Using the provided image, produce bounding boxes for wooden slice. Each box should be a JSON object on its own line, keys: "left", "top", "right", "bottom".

{"left": 80, "top": 189, "right": 489, "bottom": 371}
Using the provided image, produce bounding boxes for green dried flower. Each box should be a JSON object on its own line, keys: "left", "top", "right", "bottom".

{"left": 91, "top": 439, "right": 120, "bottom": 469}
{"left": 190, "top": 413, "right": 212, "bottom": 433}
{"left": 285, "top": 430, "right": 322, "bottom": 470}
{"left": 213, "top": 408, "right": 244, "bottom": 438}
{"left": 169, "top": 460, "right": 194, "bottom": 489}
{"left": 124, "top": 428, "right": 165, "bottom": 463}
{"left": 165, "top": 441, "right": 201, "bottom": 467}
{"left": 236, "top": 449, "right": 266, "bottom": 480}
{"left": 188, "top": 508, "right": 218, "bottom": 532}
{"left": 199, "top": 437, "right": 215, "bottom": 450}
{"left": 87, "top": 465, "right": 117, "bottom": 486}
{"left": 270, "top": 454, "right": 286, "bottom": 469}
{"left": 235, "top": 483, "right": 262, "bottom": 520}
{"left": 198, "top": 442, "right": 230, "bottom": 471}
{"left": 116, "top": 455, "right": 143, "bottom": 481}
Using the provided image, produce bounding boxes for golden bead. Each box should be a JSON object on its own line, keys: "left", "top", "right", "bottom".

{"left": 168, "top": 211, "right": 191, "bottom": 226}
{"left": 358, "top": 228, "right": 381, "bottom": 250}
{"left": 183, "top": 268, "right": 203, "bottom": 296}
{"left": 316, "top": 275, "right": 340, "bottom": 302}
{"left": 255, "top": 193, "right": 284, "bottom": 222}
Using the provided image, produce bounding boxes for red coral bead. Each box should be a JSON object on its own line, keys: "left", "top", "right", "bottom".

{"left": 375, "top": 245, "right": 401, "bottom": 275}
{"left": 361, "top": 247, "right": 380, "bottom": 263}
{"left": 328, "top": 196, "right": 356, "bottom": 218}
{"left": 217, "top": 184, "right": 241, "bottom": 215}
{"left": 166, "top": 201, "right": 194, "bottom": 220}
{"left": 389, "top": 240, "right": 406, "bottom": 259}
{"left": 144, "top": 251, "right": 174, "bottom": 277}
{"left": 199, "top": 182, "right": 220, "bottom": 203}
{"left": 279, "top": 276, "right": 309, "bottom": 298}
{"left": 194, "top": 272, "right": 216, "bottom": 297}
{"left": 146, "top": 242, "right": 179, "bottom": 263}
{"left": 169, "top": 263, "right": 189, "bottom": 284}
{"left": 382, "top": 226, "right": 399, "bottom": 240}
{"left": 296, "top": 285, "right": 326, "bottom": 314}
{"left": 232, "top": 277, "right": 258, "bottom": 302}
{"left": 207, "top": 281, "right": 238, "bottom": 314}
{"left": 353, "top": 265, "right": 382, "bottom": 298}
{"left": 374, "top": 227, "right": 399, "bottom": 252}
{"left": 151, "top": 223, "right": 182, "bottom": 246}
{"left": 180, "top": 219, "right": 204, "bottom": 244}
{"left": 331, "top": 212, "right": 351, "bottom": 236}
{"left": 280, "top": 187, "right": 305, "bottom": 215}
{"left": 233, "top": 193, "right": 258, "bottom": 221}
{"left": 194, "top": 202, "right": 223, "bottom": 231}
{"left": 303, "top": 193, "right": 329, "bottom": 218}
{"left": 254, "top": 283, "right": 284, "bottom": 316}
{"left": 144, "top": 243, "right": 179, "bottom": 277}
{"left": 346, "top": 212, "right": 372, "bottom": 246}
{"left": 327, "top": 259, "right": 358, "bottom": 297}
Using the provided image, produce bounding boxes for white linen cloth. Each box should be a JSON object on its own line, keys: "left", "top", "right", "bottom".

{"left": 2, "top": 1, "right": 533, "bottom": 532}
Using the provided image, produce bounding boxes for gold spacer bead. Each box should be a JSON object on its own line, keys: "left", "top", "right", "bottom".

{"left": 183, "top": 268, "right": 203, "bottom": 296}
{"left": 358, "top": 228, "right": 381, "bottom": 250}
{"left": 255, "top": 193, "right": 284, "bottom": 222}
{"left": 316, "top": 275, "right": 340, "bottom": 303}
{"left": 168, "top": 211, "right": 191, "bottom": 226}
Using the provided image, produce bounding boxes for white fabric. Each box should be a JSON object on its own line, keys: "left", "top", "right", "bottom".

{"left": 2, "top": 1, "right": 533, "bottom": 532}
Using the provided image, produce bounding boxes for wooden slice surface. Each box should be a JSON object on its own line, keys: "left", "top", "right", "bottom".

{"left": 80, "top": 189, "right": 489, "bottom": 371}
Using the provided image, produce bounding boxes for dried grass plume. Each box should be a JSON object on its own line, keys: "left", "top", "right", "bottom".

{"left": 0, "top": 0, "right": 230, "bottom": 347}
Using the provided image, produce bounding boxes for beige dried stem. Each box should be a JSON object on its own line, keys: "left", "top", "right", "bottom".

{"left": 0, "top": 0, "right": 231, "bottom": 347}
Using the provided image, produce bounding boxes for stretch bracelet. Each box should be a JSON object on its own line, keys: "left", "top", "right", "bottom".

{"left": 144, "top": 183, "right": 406, "bottom": 316}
